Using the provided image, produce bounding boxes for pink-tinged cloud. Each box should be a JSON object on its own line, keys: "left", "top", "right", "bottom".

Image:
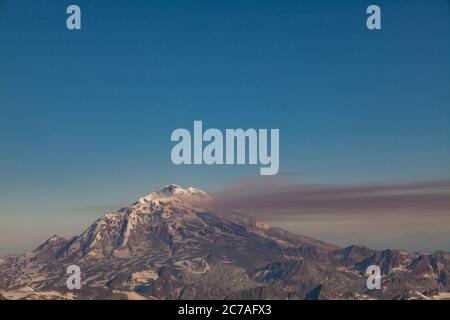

{"left": 212, "top": 177, "right": 450, "bottom": 216}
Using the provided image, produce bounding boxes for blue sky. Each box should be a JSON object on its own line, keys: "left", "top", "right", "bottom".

{"left": 1, "top": 0, "right": 450, "bottom": 255}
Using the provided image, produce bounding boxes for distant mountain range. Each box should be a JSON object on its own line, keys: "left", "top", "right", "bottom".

{"left": 1, "top": 184, "right": 449, "bottom": 300}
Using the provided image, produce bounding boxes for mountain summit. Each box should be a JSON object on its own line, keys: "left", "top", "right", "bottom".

{"left": 136, "top": 184, "right": 214, "bottom": 206}
{"left": 148, "top": 184, "right": 211, "bottom": 199}
{"left": 0, "top": 185, "right": 449, "bottom": 300}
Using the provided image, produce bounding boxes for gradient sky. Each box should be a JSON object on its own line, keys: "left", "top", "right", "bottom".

{"left": 1, "top": 0, "right": 450, "bottom": 255}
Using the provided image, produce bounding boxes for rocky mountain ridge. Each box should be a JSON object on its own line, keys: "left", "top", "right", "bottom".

{"left": 0, "top": 185, "right": 449, "bottom": 300}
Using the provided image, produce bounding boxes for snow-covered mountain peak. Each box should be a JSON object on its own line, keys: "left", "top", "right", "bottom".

{"left": 138, "top": 184, "right": 213, "bottom": 205}
{"left": 110, "top": 185, "right": 214, "bottom": 218}
{"left": 70, "top": 185, "right": 218, "bottom": 256}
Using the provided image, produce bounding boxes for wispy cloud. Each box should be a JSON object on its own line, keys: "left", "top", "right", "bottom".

{"left": 212, "top": 176, "right": 450, "bottom": 251}
{"left": 212, "top": 176, "right": 450, "bottom": 216}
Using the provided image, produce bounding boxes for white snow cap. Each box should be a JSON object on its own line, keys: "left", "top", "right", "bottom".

{"left": 139, "top": 184, "right": 214, "bottom": 204}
